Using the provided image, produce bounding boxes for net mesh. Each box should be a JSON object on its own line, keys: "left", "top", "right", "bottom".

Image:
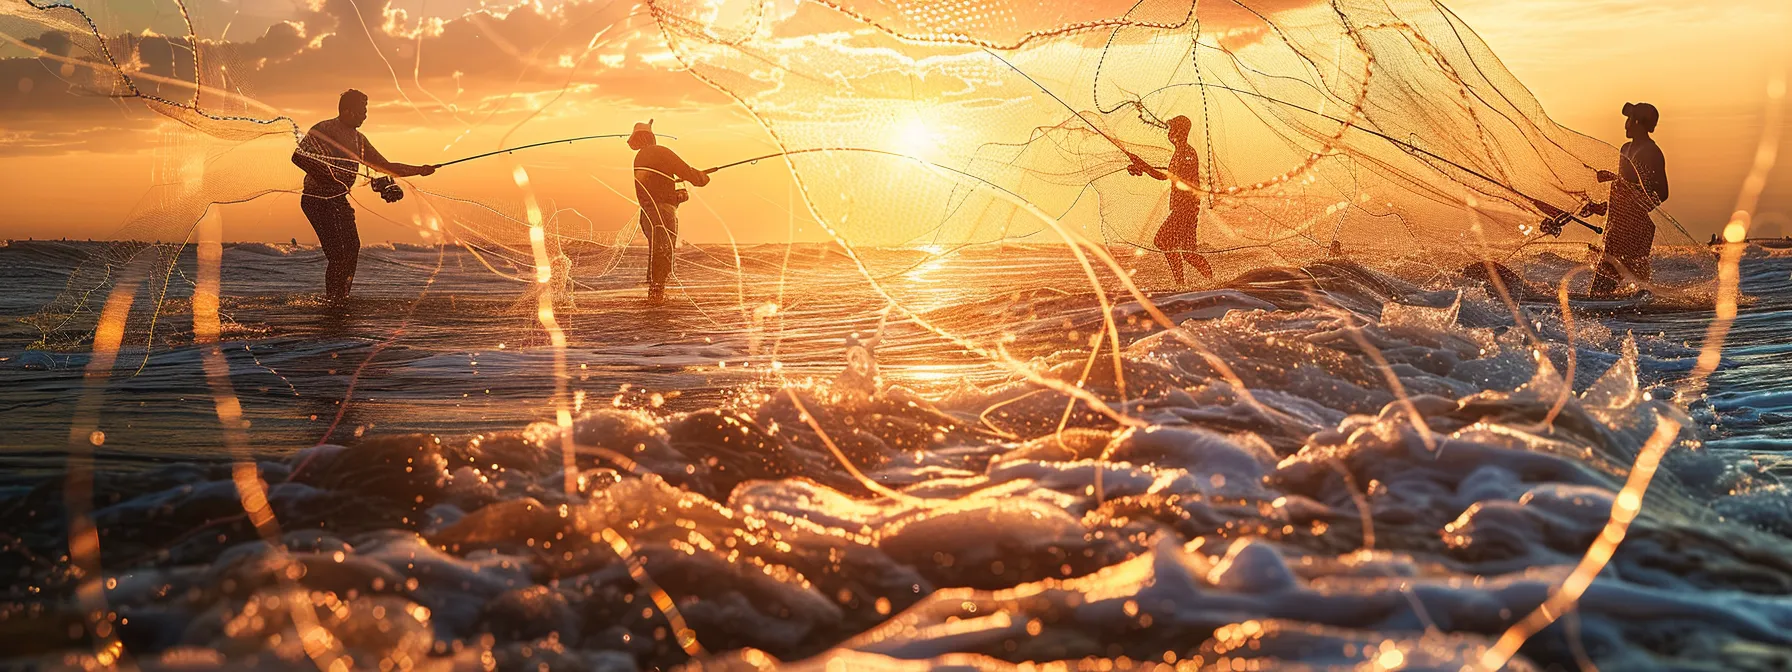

{"left": 7, "top": 0, "right": 1711, "bottom": 352}
{"left": 647, "top": 0, "right": 1700, "bottom": 274}
{"left": 3, "top": 1, "right": 1776, "bottom": 669}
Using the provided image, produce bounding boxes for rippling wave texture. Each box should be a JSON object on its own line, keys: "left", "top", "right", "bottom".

{"left": 5, "top": 242, "right": 1792, "bottom": 670}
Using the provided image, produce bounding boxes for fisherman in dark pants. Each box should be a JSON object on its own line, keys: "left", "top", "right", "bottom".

{"left": 291, "top": 90, "right": 436, "bottom": 302}
{"left": 1584, "top": 102, "right": 1670, "bottom": 297}
{"left": 629, "top": 120, "right": 712, "bottom": 303}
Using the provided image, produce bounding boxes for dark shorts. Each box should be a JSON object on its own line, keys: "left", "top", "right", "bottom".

{"left": 301, "top": 194, "right": 359, "bottom": 298}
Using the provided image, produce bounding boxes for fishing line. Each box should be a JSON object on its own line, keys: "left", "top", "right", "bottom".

{"left": 434, "top": 133, "right": 679, "bottom": 168}
{"left": 983, "top": 49, "right": 1606, "bottom": 236}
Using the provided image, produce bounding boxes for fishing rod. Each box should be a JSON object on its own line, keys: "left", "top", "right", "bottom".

{"left": 703, "top": 147, "right": 901, "bottom": 174}
{"left": 433, "top": 133, "right": 678, "bottom": 168}
{"left": 1190, "top": 81, "right": 1603, "bottom": 236}
{"left": 984, "top": 50, "right": 1604, "bottom": 235}
{"left": 978, "top": 48, "right": 1143, "bottom": 160}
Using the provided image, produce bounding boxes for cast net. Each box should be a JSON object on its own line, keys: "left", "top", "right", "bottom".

{"left": 6, "top": 0, "right": 1781, "bottom": 670}
{"left": 646, "top": 0, "right": 1701, "bottom": 274}
{"left": 8, "top": 0, "right": 1709, "bottom": 353}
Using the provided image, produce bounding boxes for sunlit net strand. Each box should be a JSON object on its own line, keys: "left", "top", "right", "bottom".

{"left": 758, "top": 144, "right": 1315, "bottom": 504}
{"left": 596, "top": 528, "right": 704, "bottom": 657}
{"left": 61, "top": 267, "right": 142, "bottom": 669}
{"left": 1287, "top": 275, "right": 1448, "bottom": 630}
{"left": 783, "top": 388, "right": 928, "bottom": 504}
{"left": 490, "top": 9, "right": 643, "bottom": 149}
{"left": 171, "top": 0, "right": 201, "bottom": 110}
{"left": 1686, "top": 73, "right": 1786, "bottom": 394}
{"left": 660, "top": 0, "right": 1197, "bottom": 52}
{"left": 664, "top": 57, "right": 1299, "bottom": 436}
{"left": 145, "top": 187, "right": 321, "bottom": 371}
{"left": 1478, "top": 74, "right": 1784, "bottom": 669}
{"left": 1478, "top": 415, "right": 1683, "bottom": 671}
{"left": 511, "top": 166, "right": 583, "bottom": 500}
{"left": 194, "top": 210, "right": 348, "bottom": 671}
{"left": 1461, "top": 198, "right": 1582, "bottom": 429}
{"left": 1545, "top": 267, "right": 1590, "bottom": 428}
{"left": 300, "top": 245, "right": 448, "bottom": 451}
{"left": 1299, "top": 280, "right": 1438, "bottom": 454}
{"left": 5, "top": 5, "right": 298, "bottom": 134}
{"left": 340, "top": 0, "right": 435, "bottom": 128}
{"left": 1055, "top": 325, "right": 1115, "bottom": 443}
{"left": 434, "top": 2, "right": 660, "bottom": 155}
{"left": 687, "top": 193, "right": 763, "bottom": 327}
{"left": 676, "top": 137, "right": 1158, "bottom": 429}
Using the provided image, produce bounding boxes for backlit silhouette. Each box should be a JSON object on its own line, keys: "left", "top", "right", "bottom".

{"left": 629, "top": 120, "right": 712, "bottom": 303}
{"left": 291, "top": 90, "right": 438, "bottom": 302}
{"left": 1126, "top": 115, "right": 1212, "bottom": 285}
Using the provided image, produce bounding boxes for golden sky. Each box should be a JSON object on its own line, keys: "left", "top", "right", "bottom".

{"left": 0, "top": 0, "right": 1786, "bottom": 244}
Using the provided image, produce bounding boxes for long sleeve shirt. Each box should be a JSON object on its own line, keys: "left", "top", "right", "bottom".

{"left": 632, "top": 144, "right": 710, "bottom": 210}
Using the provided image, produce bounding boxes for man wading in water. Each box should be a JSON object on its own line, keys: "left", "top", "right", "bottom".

{"left": 629, "top": 120, "right": 712, "bottom": 303}
{"left": 291, "top": 90, "right": 437, "bottom": 302}
{"left": 1573, "top": 102, "right": 1670, "bottom": 297}
{"left": 1127, "top": 115, "right": 1213, "bottom": 286}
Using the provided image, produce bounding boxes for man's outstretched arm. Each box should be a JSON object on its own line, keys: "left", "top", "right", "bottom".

{"left": 1126, "top": 153, "right": 1168, "bottom": 181}
{"left": 358, "top": 138, "right": 436, "bottom": 178}
{"left": 668, "top": 150, "right": 711, "bottom": 187}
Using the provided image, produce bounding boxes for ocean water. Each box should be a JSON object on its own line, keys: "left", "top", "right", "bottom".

{"left": 3, "top": 240, "right": 1792, "bottom": 670}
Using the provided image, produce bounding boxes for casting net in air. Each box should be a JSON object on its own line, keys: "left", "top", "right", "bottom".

{"left": 647, "top": 0, "right": 1699, "bottom": 271}
{"left": 10, "top": 0, "right": 1709, "bottom": 352}
{"left": 5, "top": 0, "right": 614, "bottom": 353}
{"left": 9, "top": 0, "right": 1784, "bottom": 669}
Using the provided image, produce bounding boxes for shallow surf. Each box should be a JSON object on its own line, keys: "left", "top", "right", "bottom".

{"left": 2, "top": 241, "right": 1791, "bottom": 670}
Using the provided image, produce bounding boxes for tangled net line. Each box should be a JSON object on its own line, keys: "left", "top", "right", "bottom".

{"left": 5, "top": 0, "right": 1758, "bottom": 668}
{"left": 644, "top": 0, "right": 1703, "bottom": 270}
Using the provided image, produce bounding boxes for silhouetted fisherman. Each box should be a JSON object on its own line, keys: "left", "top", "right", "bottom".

{"left": 1584, "top": 102, "right": 1670, "bottom": 297}
{"left": 629, "top": 120, "right": 712, "bottom": 303}
{"left": 290, "top": 89, "right": 436, "bottom": 302}
{"left": 1127, "top": 115, "right": 1212, "bottom": 285}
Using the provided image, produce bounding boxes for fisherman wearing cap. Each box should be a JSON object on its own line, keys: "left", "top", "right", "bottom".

{"left": 291, "top": 89, "right": 437, "bottom": 302}
{"left": 1583, "top": 102, "right": 1670, "bottom": 297}
{"left": 628, "top": 120, "right": 712, "bottom": 302}
{"left": 1126, "top": 115, "right": 1213, "bottom": 285}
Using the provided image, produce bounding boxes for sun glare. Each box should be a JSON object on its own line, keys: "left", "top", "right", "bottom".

{"left": 893, "top": 118, "right": 941, "bottom": 159}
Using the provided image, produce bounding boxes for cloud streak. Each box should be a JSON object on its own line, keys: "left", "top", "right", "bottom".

{"left": 0, "top": 0, "right": 727, "bottom": 154}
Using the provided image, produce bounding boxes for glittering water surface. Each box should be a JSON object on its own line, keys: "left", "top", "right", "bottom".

{"left": 3, "top": 241, "right": 1792, "bottom": 670}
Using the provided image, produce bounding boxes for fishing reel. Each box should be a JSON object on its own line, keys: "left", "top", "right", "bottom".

{"left": 369, "top": 176, "right": 404, "bottom": 203}
{"left": 671, "top": 187, "right": 690, "bottom": 205}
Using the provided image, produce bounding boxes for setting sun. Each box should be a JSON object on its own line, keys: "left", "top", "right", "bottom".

{"left": 2, "top": 1, "right": 1790, "bottom": 670}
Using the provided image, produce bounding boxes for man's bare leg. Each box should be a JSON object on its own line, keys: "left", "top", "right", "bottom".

{"left": 1184, "top": 252, "right": 1213, "bottom": 279}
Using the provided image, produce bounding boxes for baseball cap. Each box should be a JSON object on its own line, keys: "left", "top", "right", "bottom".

{"left": 1621, "top": 102, "right": 1659, "bottom": 128}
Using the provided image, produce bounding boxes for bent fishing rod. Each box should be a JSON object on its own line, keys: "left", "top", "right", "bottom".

{"left": 985, "top": 50, "right": 1604, "bottom": 236}
{"left": 433, "top": 133, "right": 678, "bottom": 168}
{"left": 436, "top": 137, "right": 967, "bottom": 184}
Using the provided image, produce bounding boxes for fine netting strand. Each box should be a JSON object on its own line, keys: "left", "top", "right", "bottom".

{"left": 8, "top": 1, "right": 1783, "bottom": 670}
{"left": 13, "top": 0, "right": 1714, "bottom": 354}
{"left": 644, "top": 0, "right": 1701, "bottom": 272}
